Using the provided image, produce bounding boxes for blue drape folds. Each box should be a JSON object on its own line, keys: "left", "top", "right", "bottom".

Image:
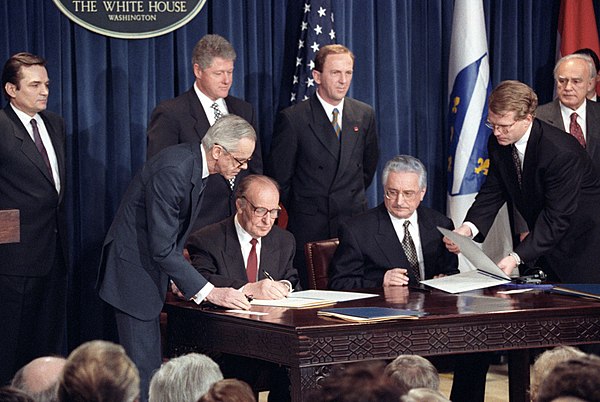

{"left": 0, "top": 0, "right": 580, "bottom": 346}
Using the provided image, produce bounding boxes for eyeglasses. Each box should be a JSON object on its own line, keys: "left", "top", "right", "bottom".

{"left": 384, "top": 189, "right": 419, "bottom": 201}
{"left": 485, "top": 120, "right": 518, "bottom": 133}
{"left": 216, "top": 144, "right": 251, "bottom": 168}
{"left": 242, "top": 196, "right": 281, "bottom": 219}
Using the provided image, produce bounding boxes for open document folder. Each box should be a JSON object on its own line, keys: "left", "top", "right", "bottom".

{"left": 419, "top": 227, "right": 512, "bottom": 293}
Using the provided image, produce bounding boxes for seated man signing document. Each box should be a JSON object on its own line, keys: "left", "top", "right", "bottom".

{"left": 186, "top": 174, "right": 299, "bottom": 401}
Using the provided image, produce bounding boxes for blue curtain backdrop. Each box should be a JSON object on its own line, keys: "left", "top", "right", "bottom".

{"left": 0, "top": 0, "right": 585, "bottom": 346}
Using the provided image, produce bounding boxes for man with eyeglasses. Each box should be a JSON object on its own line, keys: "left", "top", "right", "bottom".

{"left": 329, "top": 155, "right": 458, "bottom": 290}
{"left": 445, "top": 80, "right": 600, "bottom": 284}
{"left": 186, "top": 174, "right": 299, "bottom": 401}
{"left": 97, "top": 115, "right": 256, "bottom": 402}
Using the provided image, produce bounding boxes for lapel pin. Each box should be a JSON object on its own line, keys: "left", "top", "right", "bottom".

{"left": 353, "top": 126, "right": 359, "bottom": 132}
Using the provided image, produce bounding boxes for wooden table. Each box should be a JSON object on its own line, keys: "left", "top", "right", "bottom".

{"left": 164, "top": 286, "right": 600, "bottom": 401}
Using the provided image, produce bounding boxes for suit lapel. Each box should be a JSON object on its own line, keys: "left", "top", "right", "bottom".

{"left": 374, "top": 204, "right": 407, "bottom": 266}
{"left": 258, "top": 230, "right": 279, "bottom": 281}
{"left": 222, "top": 218, "right": 248, "bottom": 282}
{"left": 417, "top": 208, "right": 440, "bottom": 279}
{"left": 546, "top": 100, "right": 565, "bottom": 131}
{"left": 585, "top": 100, "right": 600, "bottom": 160}
{"left": 185, "top": 89, "right": 211, "bottom": 141}
{"left": 336, "top": 99, "right": 360, "bottom": 180}
{"left": 308, "top": 95, "right": 340, "bottom": 159}
{"left": 40, "top": 112, "right": 65, "bottom": 199}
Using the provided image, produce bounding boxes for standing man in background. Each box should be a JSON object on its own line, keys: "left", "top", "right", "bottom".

{"left": 147, "top": 34, "right": 262, "bottom": 231}
{"left": 267, "top": 44, "right": 379, "bottom": 288}
{"left": 0, "top": 52, "right": 68, "bottom": 384}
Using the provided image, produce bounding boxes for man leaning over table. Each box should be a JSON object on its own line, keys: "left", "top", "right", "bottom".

{"left": 329, "top": 155, "right": 489, "bottom": 402}
{"left": 186, "top": 174, "right": 299, "bottom": 401}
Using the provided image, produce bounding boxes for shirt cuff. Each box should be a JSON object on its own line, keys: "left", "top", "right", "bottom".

{"left": 463, "top": 221, "right": 479, "bottom": 238}
{"left": 280, "top": 280, "right": 293, "bottom": 293}
{"left": 190, "top": 282, "right": 215, "bottom": 305}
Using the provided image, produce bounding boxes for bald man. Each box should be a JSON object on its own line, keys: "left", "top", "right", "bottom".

{"left": 11, "top": 356, "right": 66, "bottom": 402}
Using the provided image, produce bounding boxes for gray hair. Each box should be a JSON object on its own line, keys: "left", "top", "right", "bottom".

{"left": 382, "top": 155, "right": 427, "bottom": 190}
{"left": 202, "top": 114, "right": 256, "bottom": 152}
{"left": 401, "top": 388, "right": 450, "bottom": 402}
{"left": 554, "top": 53, "right": 597, "bottom": 80}
{"left": 192, "top": 34, "right": 237, "bottom": 70}
{"left": 384, "top": 355, "right": 439, "bottom": 391}
{"left": 531, "top": 346, "right": 588, "bottom": 401}
{"left": 148, "top": 353, "right": 223, "bottom": 402}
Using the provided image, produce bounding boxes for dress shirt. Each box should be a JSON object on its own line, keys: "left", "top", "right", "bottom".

{"left": 234, "top": 214, "right": 263, "bottom": 271}
{"left": 11, "top": 103, "right": 61, "bottom": 193}
{"left": 560, "top": 101, "right": 587, "bottom": 142}
{"left": 388, "top": 210, "right": 425, "bottom": 280}
{"left": 316, "top": 90, "right": 345, "bottom": 131}
{"left": 194, "top": 82, "right": 229, "bottom": 126}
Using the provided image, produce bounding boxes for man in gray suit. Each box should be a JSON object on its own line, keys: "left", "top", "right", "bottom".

{"left": 537, "top": 53, "right": 600, "bottom": 171}
{"left": 97, "top": 115, "right": 254, "bottom": 402}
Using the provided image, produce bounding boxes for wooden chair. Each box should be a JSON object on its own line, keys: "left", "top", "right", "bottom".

{"left": 304, "top": 238, "right": 339, "bottom": 290}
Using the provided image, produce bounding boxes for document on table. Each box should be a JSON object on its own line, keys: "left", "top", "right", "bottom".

{"left": 420, "top": 227, "right": 511, "bottom": 293}
{"left": 251, "top": 289, "right": 378, "bottom": 308}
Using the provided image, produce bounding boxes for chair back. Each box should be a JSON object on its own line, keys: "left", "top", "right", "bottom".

{"left": 304, "top": 238, "right": 339, "bottom": 289}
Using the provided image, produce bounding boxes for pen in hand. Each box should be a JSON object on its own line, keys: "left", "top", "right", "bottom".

{"left": 263, "top": 271, "right": 275, "bottom": 281}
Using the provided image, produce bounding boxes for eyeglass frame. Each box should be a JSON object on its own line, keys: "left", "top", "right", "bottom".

{"left": 485, "top": 119, "right": 519, "bottom": 133}
{"left": 384, "top": 188, "right": 420, "bottom": 201}
{"left": 216, "top": 143, "right": 252, "bottom": 168}
{"left": 241, "top": 196, "right": 281, "bottom": 219}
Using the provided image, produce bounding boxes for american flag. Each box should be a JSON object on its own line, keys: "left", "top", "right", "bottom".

{"left": 290, "top": 0, "right": 336, "bottom": 104}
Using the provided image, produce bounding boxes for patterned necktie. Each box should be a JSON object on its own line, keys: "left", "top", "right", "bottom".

{"left": 511, "top": 144, "right": 522, "bottom": 188}
{"left": 212, "top": 102, "right": 236, "bottom": 189}
{"left": 30, "top": 119, "right": 54, "bottom": 180}
{"left": 246, "top": 238, "right": 258, "bottom": 283}
{"left": 331, "top": 108, "right": 341, "bottom": 139}
{"left": 401, "top": 221, "right": 420, "bottom": 282}
{"left": 569, "top": 112, "right": 586, "bottom": 148}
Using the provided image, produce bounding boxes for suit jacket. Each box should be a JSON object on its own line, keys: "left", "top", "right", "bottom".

{"left": 536, "top": 99, "right": 600, "bottom": 172}
{"left": 186, "top": 217, "right": 300, "bottom": 289}
{"left": 267, "top": 94, "right": 379, "bottom": 246}
{"left": 465, "top": 118, "right": 600, "bottom": 283}
{"left": 97, "top": 143, "right": 210, "bottom": 320}
{"left": 329, "top": 204, "right": 459, "bottom": 290}
{"left": 0, "top": 104, "right": 67, "bottom": 276}
{"left": 146, "top": 88, "right": 262, "bottom": 231}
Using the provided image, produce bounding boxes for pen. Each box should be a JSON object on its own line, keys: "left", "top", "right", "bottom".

{"left": 263, "top": 271, "right": 275, "bottom": 281}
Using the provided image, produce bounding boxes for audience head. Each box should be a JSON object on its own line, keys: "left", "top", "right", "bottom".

{"left": 57, "top": 340, "right": 139, "bottom": 402}
{"left": 2, "top": 52, "right": 48, "bottom": 115}
{"left": 536, "top": 354, "right": 600, "bottom": 402}
{"left": 235, "top": 175, "right": 281, "bottom": 238}
{"left": 313, "top": 44, "right": 355, "bottom": 105}
{"left": 192, "top": 34, "right": 236, "bottom": 101}
{"left": 385, "top": 355, "right": 439, "bottom": 393}
{"left": 401, "top": 388, "right": 450, "bottom": 402}
{"left": 148, "top": 353, "right": 223, "bottom": 402}
{"left": 554, "top": 53, "right": 596, "bottom": 110}
{"left": 530, "top": 346, "right": 587, "bottom": 401}
{"left": 381, "top": 155, "right": 427, "bottom": 220}
{"left": 0, "top": 386, "right": 35, "bottom": 402}
{"left": 11, "top": 356, "right": 66, "bottom": 402}
{"left": 310, "top": 361, "right": 404, "bottom": 402}
{"left": 197, "top": 379, "right": 256, "bottom": 402}
{"left": 202, "top": 114, "right": 256, "bottom": 180}
{"left": 487, "top": 80, "right": 538, "bottom": 146}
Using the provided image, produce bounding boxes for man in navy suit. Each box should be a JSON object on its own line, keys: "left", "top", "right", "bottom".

{"left": 329, "top": 155, "right": 458, "bottom": 289}
{"left": 0, "top": 53, "right": 67, "bottom": 384}
{"left": 267, "top": 44, "right": 379, "bottom": 288}
{"left": 147, "top": 34, "right": 261, "bottom": 231}
{"left": 187, "top": 174, "right": 299, "bottom": 401}
{"left": 97, "top": 115, "right": 255, "bottom": 402}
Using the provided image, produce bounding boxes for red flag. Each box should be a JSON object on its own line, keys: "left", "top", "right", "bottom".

{"left": 557, "top": 0, "right": 600, "bottom": 94}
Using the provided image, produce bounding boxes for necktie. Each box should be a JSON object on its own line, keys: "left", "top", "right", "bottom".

{"left": 246, "top": 238, "right": 258, "bottom": 283}
{"left": 401, "top": 221, "right": 420, "bottom": 282}
{"left": 212, "top": 102, "right": 236, "bottom": 189}
{"left": 30, "top": 119, "right": 54, "bottom": 180}
{"left": 569, "top": 112, "right": 586, "bottom": 148}
{"left": 511, "top": 145, "right": 522, "bottom": 188}
{"left": 331, "top": 108, "right": 341, "bottom": 138}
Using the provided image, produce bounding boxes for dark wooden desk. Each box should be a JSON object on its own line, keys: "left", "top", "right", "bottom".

{"left": 165, "top": 286, "right": 600, "bottom": 402}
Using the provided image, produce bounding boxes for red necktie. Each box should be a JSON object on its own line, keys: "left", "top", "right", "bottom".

{"left": 246, "top": 238, "right": 258, "bottom": 283}
{"left": 31, "top": 119, "right": 54, "bottom": 180}
{"left": 569, "top": 112, "right": 586, "bottom": 148}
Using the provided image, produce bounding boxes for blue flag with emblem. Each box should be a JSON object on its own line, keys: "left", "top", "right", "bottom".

{"left": 447, "top": 0, "right": 511, "bottom": 271}
{"left": 289, "top": 0, "right": 336, "bottom": 105}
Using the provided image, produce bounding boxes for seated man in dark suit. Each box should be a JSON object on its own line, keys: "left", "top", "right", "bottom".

{"left": 187, "top": 174, "right": 299, "bottom": 401}
{"left": 329, "top": 155, "right": 458, "bottom": 290}
{"left": 329, "top": 155, "right": 489, "bottom": 402}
